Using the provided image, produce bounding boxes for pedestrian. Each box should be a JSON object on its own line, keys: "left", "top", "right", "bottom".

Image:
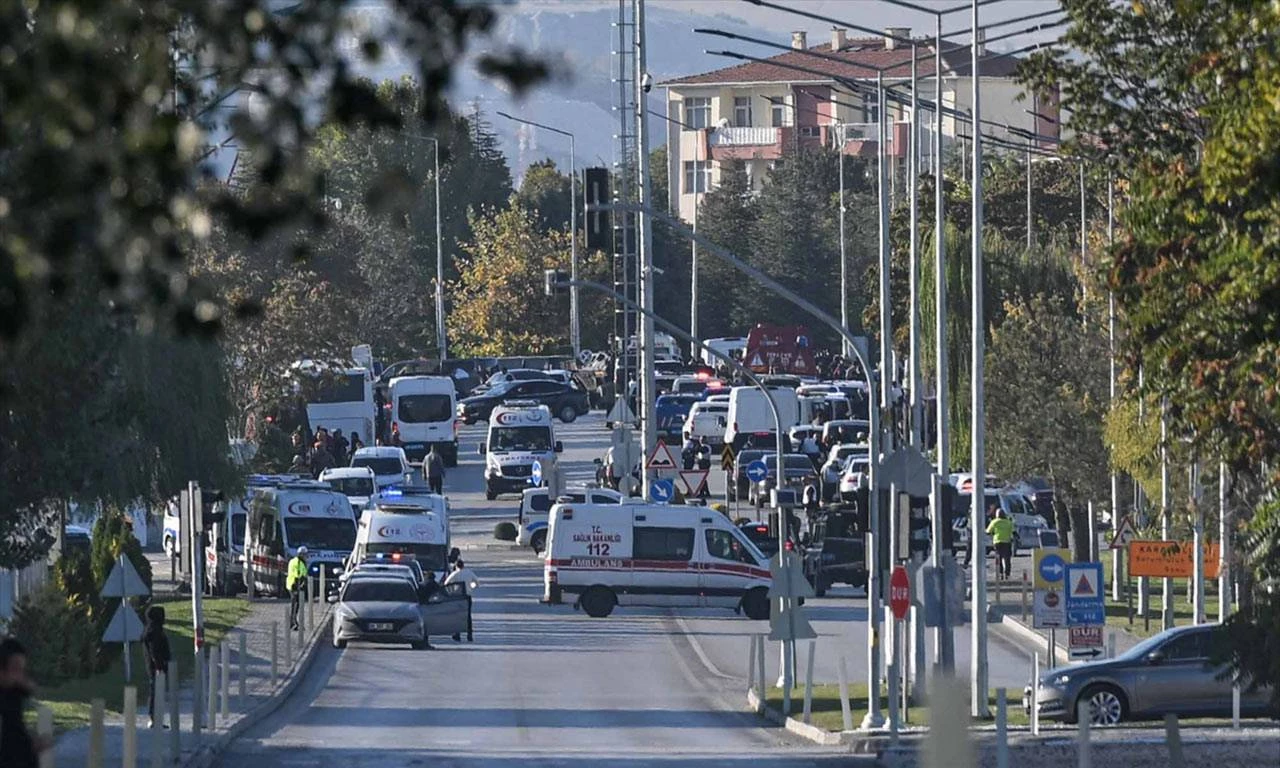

{"left": 0, "top": 637, "right": 49, "bottom": 768}
{"left": 986, "top": 507, "right": 1015, "bottom": 580}
{"left": 425, "top": 445, "right": 446, "bottom": 495}
{"left": 330, "top": 428, "right": 349, "bottom": 466}
{"left": 444, "top": 559, "right": 479, "bottom": 642}
{"left": 310, "top": 442, "right": 334, "bottom": 478}
{"left": 695, "top": 437, "right": 712, "bottom": 472}
{"left": 287, "top": 546, "right": 308, "bottom": 630}
{"left": 349, "top": 432, "right": 365, "bottom": 453}
{"left": 288, "top": 454, "right": 309, "bottom": 476}
{"left": 418, "top": 571, "right": 439, "bottom": 650}
{"left": 389, "top": 423, "right": 403, "bottom": 447}
{"left": 141, "top": 605, "right": 172, "bottom": 729}
{"left": 681, "top": 432, "right": 697, "bottom": 471}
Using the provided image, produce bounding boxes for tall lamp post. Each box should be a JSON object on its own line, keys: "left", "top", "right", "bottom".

{"left": 403, "top": 133, "right": 447, "bottom": 364}
{"left": 498, "top": 112, "right": 580, "bottom": 358}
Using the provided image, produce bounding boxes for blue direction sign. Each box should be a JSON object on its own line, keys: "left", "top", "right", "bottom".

{"left": 1065, "top": 562, "right": 1105, "bottom": 626}
{"left": 530, "top": 460, "right": 543, "bottom": 486}
{"left": 745, "top": 460, "right": 769, "bottom": 484}
{"left": 650, "top": 478, "right": 674, "bottom": 503}
{"left": 1038, "top": 552, "right": 1067, "bottom": 585}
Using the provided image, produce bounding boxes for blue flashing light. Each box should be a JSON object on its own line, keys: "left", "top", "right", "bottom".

{"left": 382, "top": 488, "right": 403, "bottom": 497}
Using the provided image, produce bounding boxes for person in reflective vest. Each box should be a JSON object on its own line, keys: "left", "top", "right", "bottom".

{"left": 286, "top": 546, "right": 309, "bottom": 630}
{"left": 986, "top": 509, "right": 1015, "bottom": 580}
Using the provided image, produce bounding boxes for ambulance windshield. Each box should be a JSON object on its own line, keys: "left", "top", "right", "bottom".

{"left": 491, "top": 426, "right": 551, "bottom": 452}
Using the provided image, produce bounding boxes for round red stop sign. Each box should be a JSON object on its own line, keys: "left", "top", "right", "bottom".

{"left": 889, "top": 565, "right": 910, "bottom": 620}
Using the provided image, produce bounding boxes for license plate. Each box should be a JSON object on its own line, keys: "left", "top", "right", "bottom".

{"left": 368, "top": 622, "right": 393, "bottom": 631}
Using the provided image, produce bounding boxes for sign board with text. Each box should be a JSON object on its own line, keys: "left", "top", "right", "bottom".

{"left": 1032, "top": 588, "right": 1066, "bottom": 629}
{"left": 1065, "top": 562, "right": 1105, "bottom": 626}
{"left": 1068, "top": 625, "right": 1104, "bottom": 660}
{"left": 1128, "top": 541, "right": 1220, "bottom": 579}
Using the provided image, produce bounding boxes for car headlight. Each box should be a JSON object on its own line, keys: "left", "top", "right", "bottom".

{"left": 1050, "top": 673, "right": 1071, "bottom": 687}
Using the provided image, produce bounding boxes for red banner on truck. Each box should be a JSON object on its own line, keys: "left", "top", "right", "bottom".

{"left": 743, "top": 324, "right": 816, "bottom": 376}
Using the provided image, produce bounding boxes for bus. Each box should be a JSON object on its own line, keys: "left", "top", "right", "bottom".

{"left": 295, "top": 362, "right": 376, "bottom": 446}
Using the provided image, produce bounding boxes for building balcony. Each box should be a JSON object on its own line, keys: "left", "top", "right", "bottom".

{"left": 709, "top": 126, "right": 780, "bottom": 147}
{"left": 704, "top": 125, "right": 788, "bottom": 161}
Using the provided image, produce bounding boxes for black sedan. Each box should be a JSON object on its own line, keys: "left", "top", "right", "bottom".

{"left": 457, "top": 379, "right": 590, "bottom": 424}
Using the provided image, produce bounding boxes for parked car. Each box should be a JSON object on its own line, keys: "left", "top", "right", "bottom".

{"left": 748, "top": 453, "right": 818, "bottom": 508}
{"left": 458, "top": 379, "right": 589, "bottom": 424}
{"left": 1024, "top": 624, "right": 1275, "bottom": 725}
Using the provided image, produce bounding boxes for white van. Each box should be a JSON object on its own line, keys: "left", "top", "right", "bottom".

{"left": 724, "top": 385, "right": 801, "bottom": 451}
{"left": 352, "top": 497, "right": 451, "bottom": 580}
{"left": 243, "top": 479, "right": 357, "bottom": 597}
{"left": 700, "top": 336, "right": 747, "bottom": 367}
{"left": 350, "top": 446, "right": 413, "bottom": 490}
{"left": 389, "top": 375, "right": 458, "bottom": 466}
{"left": 319, "top": 466, "right": 377, "bottom": 511}
{"left": 543, "top": 503, "right": 772, "bottom": 619}
{"left": 516, "top": 486, "right": 623, "bottom": 553}
{"left": 480, "top": 401, "right": 563, "bottom": 501}
{"left": 683, "top": 400, "right": 729, "bottom": 447}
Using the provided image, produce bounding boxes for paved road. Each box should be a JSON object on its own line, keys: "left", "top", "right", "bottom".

{"left": 215, "top": 412, "right": 1041, "bottom": 765}
{"left": 218, "top": 413, "right": 865, "bottom": 767}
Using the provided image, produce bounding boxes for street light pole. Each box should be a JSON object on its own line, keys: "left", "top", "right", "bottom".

{"left": 908, "top": 44, "right": 921, "bottom": 449}
{"left": 838, "top": 122, "right": 850, "bottom": 359}
{"left": 968, "top": 0, "right": 990, "bottom": 718}
{"left": 497, "top": 112, "right": 580, "bottom": 357}
{"left": 634, "top": 0, "right": 657, "bottom": 501}
{"left": 430, "top": 137, "right": 446, "bottom": 364}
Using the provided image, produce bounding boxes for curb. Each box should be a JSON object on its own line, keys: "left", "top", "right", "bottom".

{"left": 460, "top": 542, "right": 526, "bottom": 552}
{"left": 180, "top": 608, "right": 333, "bottom": 768}
{"left": 745, "top": 688, "right": 902, "bottom": 751}
{"left": 994, "top": 612, "right": 1070, "bottom": 666}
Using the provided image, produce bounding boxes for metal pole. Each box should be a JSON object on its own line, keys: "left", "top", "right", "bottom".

{"left": 931, "top": 11, "right": 954, "bottom": 673}
{"left": 1218, "top": 461, "right": 1229, "bottom": 623}
{"left": 908, "top": 44, "right": 922, "bottom": 449}
{"left": 838, "top": 123, "right": 849, "bottom": 358}
{"left": 1079, "top": 161, "right": 1087, "bottom": 309}
{"left": 433, "top": 138, "right": 446, "bottom": 364}
{"left": 1192, "top": 458, "right": 1205, "bottom": 624}
{"left": 1108, "top": 174, "right": 1121, "bottom": 600}
{"left": 1026, "top": 95, "right": 1034, "bottom": 249}
{"left": 570, "top": 133, "right": 580, "bottom": 358}
{"left": 634, "top": 0, "right": 656, "bottom": 501}
{"left": 1161, "top": 399, "right": 1173, "bottom": 630}
{"left": 877, "top": 70, "right": 893, "bottom": 421}
{"left": 690, "top": 133, "right": 699, "bottom": 361}
{"left": 969, "top": 0, "right": 990, "bottom": 717}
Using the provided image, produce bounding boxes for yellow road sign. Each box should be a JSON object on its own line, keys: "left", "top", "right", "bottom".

{"left": 1033, "top": 547, "right": 1073, "bottom": 590}
{"left": 721, "top": 444, "right": 736, "bottom": 472}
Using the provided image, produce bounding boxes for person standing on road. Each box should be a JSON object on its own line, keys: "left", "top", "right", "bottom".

{"left": 349, "top": 432, "right": 365, "bottom": 453}
{"left": 287, "top": 546, "right": 309, "bottom": 630}
{"left": 330, "top": 428, "right": 349, "bottom": 466}
{"left": 425, "top": 445, "right": 446, "bottom": 495}
{"left": 0, "top": 638, "right": 49, "bottom": 768}
{"left": 986, "top": 508, "right": 1015, "bottom": 580}
{"left": 288, "top": 454, "right": 309, "bottom": 476}
{"left": 681, "top": 433, "right": 697, "bottom": 471}
{"left": 444, "top": 559, "right": 479, "bottom": 642}
{"left": 141, "top": 605, "right": 172, "bottom": 729}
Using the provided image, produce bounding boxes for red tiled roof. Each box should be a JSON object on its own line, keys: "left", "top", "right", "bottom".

{"left": 662, "top": 37, "right": 1020, "bottom": 86}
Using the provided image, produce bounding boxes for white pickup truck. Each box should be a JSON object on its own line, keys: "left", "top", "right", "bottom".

{"left": 682, "top": 400, "right": 728, "bottom": 447}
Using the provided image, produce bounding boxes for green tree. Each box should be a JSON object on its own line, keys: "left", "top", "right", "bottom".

{"left": 515, "top": 160, "right": 572, "bottom": 233}
{"left": 691, "top": 160, "right": 758, "bottom": 340}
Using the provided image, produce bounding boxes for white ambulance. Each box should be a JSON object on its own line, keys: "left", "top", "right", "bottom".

{"left": 479, "top": 401, "right": 562, "bottom": 501}
{"left": 351, "top": 492, "right": 451, "bottom": 580}
{"left": 542, "top": 503, "right": 772, "bottom": 620}
{"left": 243, "top": 479, "right": 357, "bottom": 597}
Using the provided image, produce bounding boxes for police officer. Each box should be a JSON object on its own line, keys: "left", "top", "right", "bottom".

{"left": 287, "top": 546, "right": 308, "bottom": 630}
{"left": 986, "top": 508, "right": 1015, "bottom": 580}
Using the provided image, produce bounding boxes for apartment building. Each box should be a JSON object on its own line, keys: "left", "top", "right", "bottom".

{"left": 660, "top": 27, "right": 1059, "bottom": 222}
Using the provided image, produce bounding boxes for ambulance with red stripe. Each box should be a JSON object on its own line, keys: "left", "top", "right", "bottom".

{"left": 243, "top": 479, "right": 357, "bottom": 597}
{"left": 542, "top": 503, "right": 772, "bottom": 620}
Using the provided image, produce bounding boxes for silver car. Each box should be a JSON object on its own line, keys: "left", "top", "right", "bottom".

{"left": 1024, "top": 624, "right": 1274, "bottom": 725}
{"left": 332, "top": 576, "right": 427, "bottom": 649}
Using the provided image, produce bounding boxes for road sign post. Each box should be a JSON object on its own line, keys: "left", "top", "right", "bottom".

{"left": 1032, "top": 548, "right": 1072, "bottom": 630}
{"left": 1065, "top": 562, "right": 1105, "bottom": 627}
{"left": 530, "top": 460, "right": 543, "bottom": 487}
{"left": 1068, "top": 626, "right": 1104, "bottom": 661}
{"left": 101, "top": 554, "right": 150, "bottom": 683}
{"left": 649, "top": 478, "right": 674, "bottom": 504}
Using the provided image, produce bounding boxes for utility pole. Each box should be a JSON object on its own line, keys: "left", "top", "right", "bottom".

{"left": 1191, "top": 457, "right": 1205, "bottom": 624}
{"left": 838, "top": 122, "right": 850, "bottom": 359}
{"left": 931, "top": 11, "right": 955, "bottom": 673}
{"left": 908, "top": 44, "right": 922, "bottom": 449}
{"left": 1218, "top": 461, "right": 1230, "bottom": 623}
{"left": 433, "top": 138, "right": 446, "bottom": 364}
{"left": 634, "top": 0, "right": 656, "bottom": 500}
{"left": 1108, "top": 175, "right": 1121, "bottom": 601}
{"left": 1160, "top": 399, "right": 1173, "bottom": 630}
{"left": 1026, "top": 95, "right": 1035, "bottom": 249}
{"left": 877, "top": 71, "right": 893, "bottom": 425}
{"left": 968, "top": 0, "right": 990, "bottom": 718}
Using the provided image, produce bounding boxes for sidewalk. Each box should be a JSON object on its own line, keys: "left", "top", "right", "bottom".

{"left": 53, "top": 596, "right": 331, "bottom": 767}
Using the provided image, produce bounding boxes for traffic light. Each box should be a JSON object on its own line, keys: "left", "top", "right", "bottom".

{"left": 584, "top": 168, "right": 611, "bottom": 252}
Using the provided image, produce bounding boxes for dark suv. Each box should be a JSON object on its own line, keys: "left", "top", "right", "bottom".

{"left": 458, "top": 379, "right": 590, "bottom": 424}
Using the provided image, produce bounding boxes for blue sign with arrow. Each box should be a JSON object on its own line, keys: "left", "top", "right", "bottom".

{"left": 1038, "top": 553, "right": 1066, "bottom": 584}
{"left": 650, "top": 478, "right": 674, "bottom": 503}
{"left": 530, "top": 460, "right": 543, "bottom": 486}
{"left": 745, "top": 460, "right": 769, "bottom": 484}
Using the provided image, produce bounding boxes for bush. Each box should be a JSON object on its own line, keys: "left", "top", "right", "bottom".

{"left": 53, "top": 548, "right": 96, "bottom": 607}
{"left": 493, "top": 522, "right": 517, "bottom": 541}
{"left": 90, "top": 508, "right": 153, "bottom": 596}
{"left": 7, "top": 585, "right": 99, "bottom": 684}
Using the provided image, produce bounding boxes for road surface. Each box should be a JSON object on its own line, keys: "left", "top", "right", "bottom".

{"left": 215, "top": 413, "right": 1036, "bottom": 766}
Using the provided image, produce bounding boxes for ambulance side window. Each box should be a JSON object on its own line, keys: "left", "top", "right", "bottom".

{"left": 634, "top": 527, "right": 694, "bottom": 561}
{"left": 705, "top": 529, "right": 754, "bottom": 564}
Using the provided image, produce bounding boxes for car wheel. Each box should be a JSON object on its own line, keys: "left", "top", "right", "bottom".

{"left": 530, "top": 530, "right": 547, "bottom": 555}
{"left": 411, "top": 639, "right": 429, "bottom": 650}
{"left": 558, "top": 405, "right": 577, "bottom": 423}
{"left": 742, "top": 587, "right": 770, "bottom": 620}
{"left": 332, "top": 636, "right": 347, "bottom": 649}
{"left": 580, "top": 586, "right": 617, "bottom": 618}
{"left": 1077, "top": 684, "right": 1126, "bottom": 726}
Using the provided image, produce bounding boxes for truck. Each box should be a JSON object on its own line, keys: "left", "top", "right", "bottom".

{"left": 743, "top": 324, "right": 817, "bottom": 377}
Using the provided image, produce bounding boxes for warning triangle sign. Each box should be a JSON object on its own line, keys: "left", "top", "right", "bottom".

{"left": 1072, "top": 572, "right": 1095, "bottom": 598}
{"left": 677, "top": 469, "right": 709, "bottom": 497}
{"left": 646, "top": 439, "right": 678, "bottom": 470}
{"left": 1109, "top": 516, "right": 1137, "bottom": 549}
{"left": 749, "top": 353, "right": 764, "bottom": 368}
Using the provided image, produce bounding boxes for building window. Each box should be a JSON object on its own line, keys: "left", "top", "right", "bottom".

{"left": 771, "top": 101, "right": 786, "bottom": 128}
{"left": 683, "top": 160, "right": 711, "bottom": 194}
{"left": 684, "top": 97, "right": 711, "bottom": 129}
{"left": 798, "top": 126, "right": 821, "bottom": 138}
{"left": 733, "top": 97, "right": 753, "bottom": 127}
{"left": 864, "top": 95, "right": 880, "bottom": 124}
